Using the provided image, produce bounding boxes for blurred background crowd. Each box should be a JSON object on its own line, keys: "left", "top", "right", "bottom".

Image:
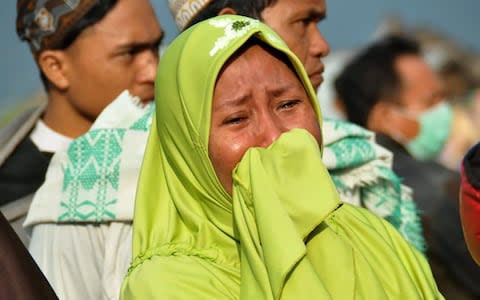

{"left": 318, "top": 12, "right": 480, "bottom": 172}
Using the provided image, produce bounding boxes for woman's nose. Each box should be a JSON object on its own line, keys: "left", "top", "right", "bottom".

{"left": 257, "top": 115, "right": 284, "bottom": 148}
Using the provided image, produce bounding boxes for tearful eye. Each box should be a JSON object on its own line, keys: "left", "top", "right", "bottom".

{"left": 279, "top": 100, "right": 301, "bottom": 110}
{"left": 223, "top": 116, "right": 247, "bottom": 125}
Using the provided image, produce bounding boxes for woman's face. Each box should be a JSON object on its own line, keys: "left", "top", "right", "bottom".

{"left": 208, "top": 44, "right": 322, "bottom": 194}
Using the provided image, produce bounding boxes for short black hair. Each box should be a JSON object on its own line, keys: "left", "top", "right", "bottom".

{"left": 40, "top": 0, "right": 118, "bottom": 89}
{"left": 186, "top": 0, "right": 277, "bottom": 30}
{"left": 334, "top": 35, "right": 420, "bottom": 127}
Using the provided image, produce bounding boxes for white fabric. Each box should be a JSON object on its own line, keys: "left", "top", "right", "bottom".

{"left": 30, "top": 120, "right": 72, "bottom": 153}
{"left": 27, "top": 91, "right": 148, "bottom": 300}
{"left": 322, "top": 120, "right": 396, "bottom": 194}
{"left": 29, "top": 222, "right": 132, "bottom": 300}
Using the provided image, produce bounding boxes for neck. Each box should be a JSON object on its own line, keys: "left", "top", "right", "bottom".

{"left": 42, "top": 90, "right": 93, "bottom": 138}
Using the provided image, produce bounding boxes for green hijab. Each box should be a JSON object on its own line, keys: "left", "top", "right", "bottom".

{"left": 121, "top": 15, "right": 442, "bottom": 299}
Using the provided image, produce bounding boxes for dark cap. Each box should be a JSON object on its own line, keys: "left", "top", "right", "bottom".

{"left": 16, "top": 0, "right": 99, "bottom": 53}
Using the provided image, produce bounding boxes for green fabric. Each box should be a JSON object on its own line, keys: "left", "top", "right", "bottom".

{"left": 121, "top": 15, "right": 442, "bottom": 299}
{"left": 322, "top": 118, "right": 425, "bottom": 252}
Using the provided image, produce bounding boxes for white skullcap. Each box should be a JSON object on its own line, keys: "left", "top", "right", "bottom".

{"left": 168, "top": 0, "right": 213, "bottom": 30}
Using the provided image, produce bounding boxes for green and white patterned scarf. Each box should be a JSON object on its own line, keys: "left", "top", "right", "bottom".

{"left": 25, "top": 91, "right": 153, "bottom": 225}
{"left": 322, "top": 118, "right": 424, "bottom": 252}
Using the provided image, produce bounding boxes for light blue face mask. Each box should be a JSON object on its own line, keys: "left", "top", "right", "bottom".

{"left": 405, "top": 101, "right": 453, "bottom": 160}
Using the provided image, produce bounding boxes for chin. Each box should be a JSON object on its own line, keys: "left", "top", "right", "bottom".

{"left": 309, "top": 76, "right": 323, "bottom": 90}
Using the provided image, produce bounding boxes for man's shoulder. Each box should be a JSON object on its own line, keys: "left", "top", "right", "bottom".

{"left": 0, "top": 105, "right": 45, "bottom": 166}
{"left": 322, "top": 118, "right": 389, "bottom": 171}
{"left": 322, "top": 119, "right": 374, "bottom": 144}
{"left": 376, "top": 134, "right": 459, "bottom": 199}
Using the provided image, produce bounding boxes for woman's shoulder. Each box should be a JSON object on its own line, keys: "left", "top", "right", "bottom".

{"left": 122, "top": 254, "right": 239, "bottom": 300}
{"left": 321, "top": 203, "right": 443, "bottom": 298}
{"left": 330, "top": 203, "right": 414, "bottom": 244}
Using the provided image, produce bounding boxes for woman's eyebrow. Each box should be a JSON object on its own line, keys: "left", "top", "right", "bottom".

{"left": 216, "top": 94, "right": 250, "bottom": 110}
{"left": 268, "top": 81, "right": 304, "bottom": 97}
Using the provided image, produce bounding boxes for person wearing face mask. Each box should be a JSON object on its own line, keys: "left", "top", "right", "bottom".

{"left": 335, "top": 35, "right": 480, "bottom": 299}
{"left": 393, "top": 101, "right": 452, "bottom": 161}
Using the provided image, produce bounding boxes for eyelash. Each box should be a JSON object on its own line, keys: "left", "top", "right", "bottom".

{"left": 301, "top": 18, "right": 311, "bottom": 26}
{"left": 222, "top": 100, "right": 302, "bottom": 125}
{"left": 279, "top": 99, "right": 301, "bottom": 110}
{"left": 119, "top": 50, "right": 135, "bottom": 59}
{"left": 224, "top": 116, "right": 246, "bottom": 125}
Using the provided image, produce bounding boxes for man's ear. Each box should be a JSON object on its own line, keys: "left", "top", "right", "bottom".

{"left": 218, "top": 7, "right": 237, "bottom": 16}
{"left": 366, "top": 101, "right": 392, "bottom": 134}
{"left": 367, "top": 100, "right": 419, "bottom": 141}
{"left": 37, "top": 50, "right": 69, "bottom": 90}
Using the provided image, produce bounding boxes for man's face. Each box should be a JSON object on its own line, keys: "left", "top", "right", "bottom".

{"left": 374, "top": 54, "right": 445, "bottom": 142}
{"left": 261, "top": 0, "right": 330, "bottom": 90}
{"left": 63, "top": 0, "right": 163, "bottom": 122}
{"left": 395, "top": 54, "right": 444, "bottom": 115}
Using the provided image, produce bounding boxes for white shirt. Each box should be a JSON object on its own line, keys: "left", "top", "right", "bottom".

{"left": 27, "top": 92, "right": 146, "bottom": 300}
{"left": 29, "top": 222, "right": 132, "bottom": 300}
{"left": 29, "top": 120, "right": 72, "bottom": 153}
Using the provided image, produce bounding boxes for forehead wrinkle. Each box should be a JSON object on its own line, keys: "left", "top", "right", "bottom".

{"left": 223, "top": 44, "right": 306, "bottom": 100}
{"left": 248, "top": 51, "right": 306, "bottom": 97}
{"left": 213, "top": 51, "right": 254, "bottom": 110}
{"left": 215, "top": 94, "right": 251, "bottom": 111}
{"left": 267, "top": 80, "right": 305, "bottom": 98}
